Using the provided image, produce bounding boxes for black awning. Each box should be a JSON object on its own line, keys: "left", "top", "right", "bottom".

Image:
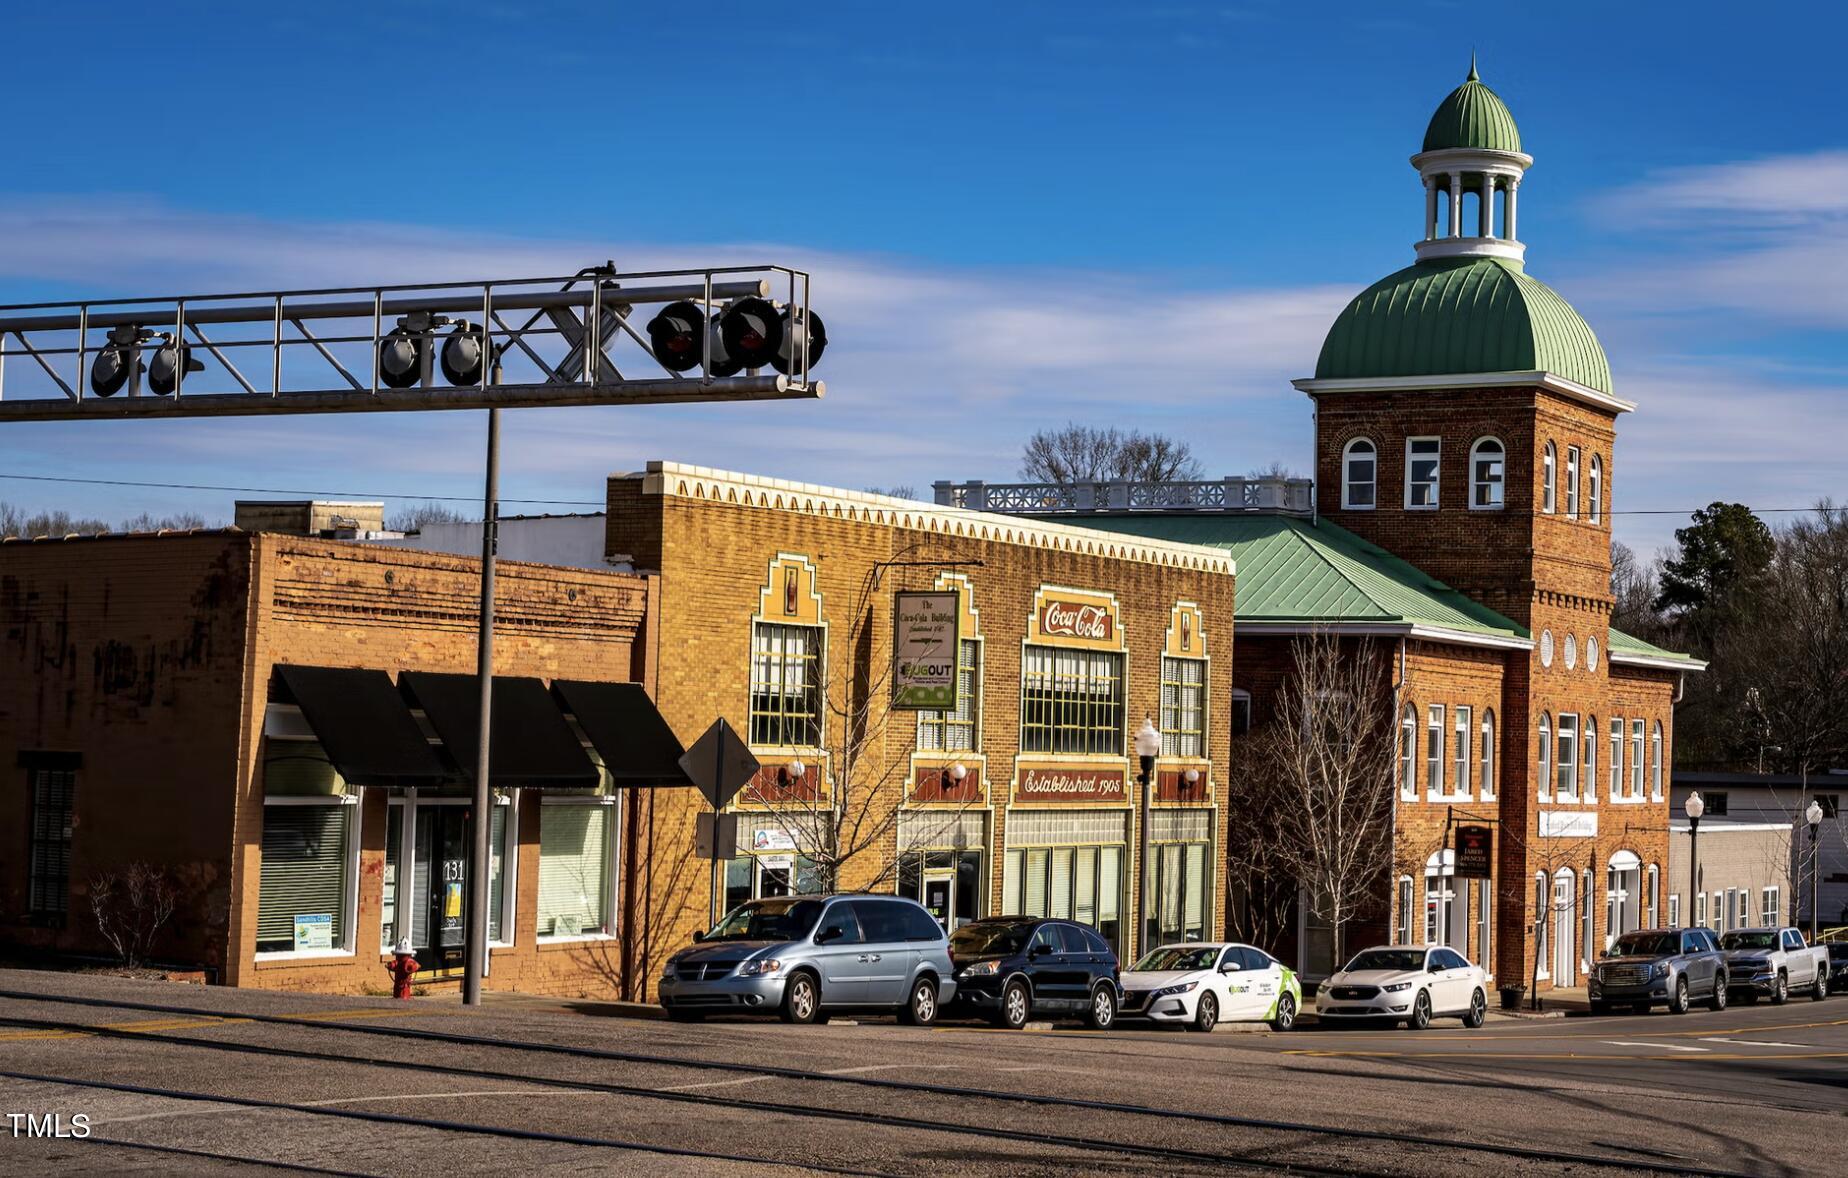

{"left": 551, "top": 680, "right": 692, "bottom": 789}
{"left": 398, "top": 671, "right": 599, "bottom": 789}
{"left": 274, "top": 665, "right": 449, "bottom": 788}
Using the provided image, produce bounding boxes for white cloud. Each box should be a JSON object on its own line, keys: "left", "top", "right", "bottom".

{"left": 1599, "top": 150, "right": 1848, "bottom": 225}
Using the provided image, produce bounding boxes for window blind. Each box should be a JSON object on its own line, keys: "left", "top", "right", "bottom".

{"left": 28, "top": 768, "right": 77, "bottom": 917}
{"left": 256, "top": 805, "right": 350, "bottom": 952}
{"left": 537, "top": 805, "right": 607, "bottom": 936}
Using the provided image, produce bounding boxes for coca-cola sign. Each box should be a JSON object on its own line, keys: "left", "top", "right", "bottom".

{"left": 1040, "top": 599, "right": 1114, "bottom": 642}
{"left": 1014, "top": 767, "right": 1127, "bottom": 803}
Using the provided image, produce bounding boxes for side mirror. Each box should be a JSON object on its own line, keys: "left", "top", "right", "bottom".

{"left": 1220, "top": 962, "right": 1240, "bottom": 973}
{"left": 816, "top": 925, "right": 845, "bottom": 945}
{"left": 1428, "top": 962, "right": 1443, "bottom": 973}
{"left": 1030, "top": 943, "right": 1053, "bottom": 958}
{"left": 691, "top": 930, "right": 705, "bottom": 943}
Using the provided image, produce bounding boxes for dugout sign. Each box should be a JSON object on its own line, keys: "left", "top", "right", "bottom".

{"left": 1454, "top": 825, "right": 1493, "bottom": 879}
{"left": 892, "top": 590, "right": 960, "bottom": 711}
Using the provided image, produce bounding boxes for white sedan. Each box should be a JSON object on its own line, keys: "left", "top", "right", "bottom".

{"left": 1316, "top": 945, "right": 1488, "bottom": 1029}
{"left": 1119, "top": 942, "right": 1301, "bottom": 1032}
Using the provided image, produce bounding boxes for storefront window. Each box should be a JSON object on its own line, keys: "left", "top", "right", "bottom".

{"left": 721, "top": 851, "right": 821, "bottom": 916}
{"left": 383, "top": 798, "right": 512, "bottom": 953}
{"left": 917, "top": 639, "right": 981, "bottom": 751}
{"left": 537, "top": 800, "right": 613, "bottom": 939}
{"left": 1020, "top": 645, "right": 1124, "bottom": 755}
{"left": 1154, "top": 841, "right": 1208, "bottom": 943}
{"left": 256, "top": 802, "right": 354, "bottom": 955}
{"left": 1159, "top": 656, "right": 1206, "bottom": 758}
{"left": 1004, "top": 844, "right": 1123, "bottom": 949}
{"left": 899, "top": 850, "right": 983, "bottom": 931}
{"left": 749, "top": 622, "right": 823, "bottom": 748}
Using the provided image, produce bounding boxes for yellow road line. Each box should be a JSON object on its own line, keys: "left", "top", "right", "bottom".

{"left": 0, "top": 1006, "right": 430, "bottom": 1042}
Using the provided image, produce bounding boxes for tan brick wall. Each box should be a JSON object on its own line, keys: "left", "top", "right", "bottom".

{"left": 607, "top": 474, "right": 1237, "bottom": 998}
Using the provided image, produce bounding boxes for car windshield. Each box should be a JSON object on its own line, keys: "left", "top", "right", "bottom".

{"left": 1343, "top": 949, "right": 1424, "bottom": 973}
{"left": 950, "top": 922, "right": 1032, "bottom": 957}
{"left": 1720, "top": 931, "right": 1777, "bottom": 951}
{"left": 1611, "top": 932, "right": 1681, "bottom": 957}
{"left": 1133, "top": 946, "right": 1220, "bottom": 972}
{"left": 704, "top": 898, "right": 824, "bottom": 942}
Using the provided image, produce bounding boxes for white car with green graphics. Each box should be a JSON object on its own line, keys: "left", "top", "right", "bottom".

{"left": 1119, "top": 942, "right": 1301, "bottom": 1031}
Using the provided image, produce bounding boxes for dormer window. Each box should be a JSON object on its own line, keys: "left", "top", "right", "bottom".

{"left": 1542, "top": 442, "right": 1557, "bottom": 514}
{"left": 1470, "top": 438, "right": 1504, "bottom": 509}
{"left": 1342, "top": 439, "right": 1377, "bottom": 510}
{"left": 1405, "top": 438, "right": 1440, "bottom": 509}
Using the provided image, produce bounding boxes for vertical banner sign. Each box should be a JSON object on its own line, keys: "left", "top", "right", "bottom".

{"left": 892, "top": 590, "right": 960, "bottom": 711}
{"left": 1454, "top": 824, "right": 1493, "bottom": 879}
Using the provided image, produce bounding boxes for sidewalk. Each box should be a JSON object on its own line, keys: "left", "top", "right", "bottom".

{"left": 1494, "top": 985, "right": 1589, "bottom": 1019}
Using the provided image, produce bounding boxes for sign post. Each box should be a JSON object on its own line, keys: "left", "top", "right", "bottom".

{"left": 679, "top": 718, "right": 762, "bottom": 930}
{"left": 891, "top": 590, "right": 960, "bottom": 711}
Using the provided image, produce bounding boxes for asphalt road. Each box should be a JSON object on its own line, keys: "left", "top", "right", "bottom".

{"left": 0, "top": 969, "right": 1840, "bottom": 1176}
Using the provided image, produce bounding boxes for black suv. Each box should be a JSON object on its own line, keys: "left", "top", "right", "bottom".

{"left": 947, "top": 916, "right": 1121, "bottom": 1029}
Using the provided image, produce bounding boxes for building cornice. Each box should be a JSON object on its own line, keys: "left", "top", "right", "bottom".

{"left": 626, "top": 461, "right": 1236, "bottom": 576}
{"left": 1233, "top": 620, "right": 1532, "bottom": 652}
{"left": 1292, "top": 370, "right": 1636, "bottom": 415}
{"left": 1610, "top": 651, "right": 1708, "bottom": 673}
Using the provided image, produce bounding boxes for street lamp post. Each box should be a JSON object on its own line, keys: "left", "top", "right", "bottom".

{"left": 1134, "top": 718, "right": 1162, "bottom": 961}
{"left": 1684, "top": 792, "right": 1704, "bottom": 929}
{"left": 1807, "top": 799, "right": 1825, "bottom": 942}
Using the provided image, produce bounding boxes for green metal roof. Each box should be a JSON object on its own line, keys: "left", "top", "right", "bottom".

{"left": 1070, "top": 514, "right": 1527, "bottom": 643}
{"left": 1314, "top": 256, "right": 1613, "bottom": 394}
{"left": 1608, "top": 627, "right": 1702, "bottom": 665}
{"left": 1423, "top": 58, "right": 1522, "bottom": 153}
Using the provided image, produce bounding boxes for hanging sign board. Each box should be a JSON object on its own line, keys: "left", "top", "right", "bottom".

{"left": 1454, "top": 825, "right": 1493, "bottom": 879}
{"left": 892, "top": 590, "right": 960, "bottom": 711}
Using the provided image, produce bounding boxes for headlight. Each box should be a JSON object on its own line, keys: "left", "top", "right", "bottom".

{"left": 1383, "top": 982, "right": 1413, "bottom": 993}
{"left": 736, "top": 959, "right": 783, "bottom": 977}
{"left": 1650, "top": 962, "right": 1669, "bottom": 979}
{"left": 1152, "top": 980, "right": 1199, "bottom": 998}
{"left": 659, "top": 958, "right": 681, "bottom": 981}
{"left": 958, "top": 960, "right": 1000, "bottom": 978}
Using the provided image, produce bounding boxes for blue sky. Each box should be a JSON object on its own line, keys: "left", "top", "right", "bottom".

{"left": 1, "top": 0, "right": 1844, "bottom": 556}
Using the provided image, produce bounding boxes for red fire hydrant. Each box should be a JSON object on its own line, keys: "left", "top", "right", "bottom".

{"left": 386, "top": 939, "right": 420, "bottom": 1000}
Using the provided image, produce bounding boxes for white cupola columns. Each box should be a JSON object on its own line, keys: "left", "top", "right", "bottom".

{"left": 1410, "top": 146, "right": 1533, "bottom": 264}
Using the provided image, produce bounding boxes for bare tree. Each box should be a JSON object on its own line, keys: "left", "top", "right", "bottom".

{"left": 1242, "top": 632, "right": 1397, "bottom": 966}
{"left": 1020, "top": 424, "right": 1204, "bottom": 484}
{"left": 0, "top": 502, "right": 111, "bottom": 538}
{"left": 119, "top": 510, "right": 209, "bottom": 532}
{"left": 742, "top": 546, "right": 979, "bottom": 894}
{"left": 388, "top": 501, "right": 471, "bottom": 532}
{"left": 863, "top": 485, "right": 917, "bottom": 501}
{"left": 90, "top": 863, "right": 177, "bottom": 969}
{"left": 1246, "top": 461, "right": 1306, "bottom": 481}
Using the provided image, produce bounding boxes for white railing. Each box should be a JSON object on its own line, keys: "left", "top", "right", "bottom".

{"left": 932, "top": 477, "right": 1315, "bottom": 516}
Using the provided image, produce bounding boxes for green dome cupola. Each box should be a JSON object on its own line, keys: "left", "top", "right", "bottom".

{"left": 1422, "top": 55, "right": 1522, "bottom": 153}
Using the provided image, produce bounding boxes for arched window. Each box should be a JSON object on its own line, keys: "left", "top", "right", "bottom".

{"left": 1453, "top": 705, "right": 1472, "bottom": 798}
{"left": 1479, "top": 709, "right": 1496, "bottom": 800}
{"left": 1631, "top": 719, "right": 1646, "bottom": 799}
{"left": 1470, "top": 437, "right": 1505, "bottom": 510}
{"left": 1342, "top": 438, "right": 1377, "bottom": 510}
{"left": 1583, "top": 717, "right": 1598, "bottom": 806}
{"left": 1651, "top": 721, "right": 1664, "bottom": 800}
{"left": 1538, "top": 712, "right": 1552, "bottom": 802}
{"left": 1589, "top": 454, "right": 1603, "bottom": 523}
{"left": 1542, "top": 442, "right": 1557, "bottom": 514}
{"left": 1609, "top": 715, "right": 1624, "bottom": 802}
{"left": 1399, "top": 704, "right": 1417, "bottom": 799}
{"left": 1565, "top": 446, "right": 1581, "bottom": 518}
{"left": 1425, "top": 705, "right": 1443, "bottom": 796}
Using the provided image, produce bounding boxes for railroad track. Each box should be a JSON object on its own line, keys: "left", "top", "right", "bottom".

{"left": 0, "top": 988, "right": 1758, "bottom": 1177}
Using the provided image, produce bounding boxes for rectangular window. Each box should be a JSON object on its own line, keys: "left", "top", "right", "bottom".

{"left": 1005, "top": 843, "right": 1124, "bottom": 952}
{"left": 1477, "top": 879, "right": 1491, "bottom": 974}
{"left": 1452, "top": 706, "right": 1472, "bottom": 797}
{"left": 1630, "top": 720, "right": 1645, "bottom": 799}
{"left": 1703, "top": 792, "right": 1728, "bottom": 817}
{"left": 1762, "top": 886, "right": 1780, "bottom": 928}
{"left": 1231, "top": 692, "right": 1252, "bottom": 738}
{"left": 1397, "top": 876, "right": 1414, "bottom": 944}
{"left": 1709, "top": 891, "right": 1723, "bottom": 932}
{"left": 1669, "top": 894, "right": 1680, "bottom": 928}
{"left": 750, "top": 622, "right": 823, "bottom": 748}
{"left": 1565, "top": 446, "right": 1581, "bottom": 517}
{"left": 918, "top": 639, "right": 981, "bottom": 752}
{"left": 1159, "top": 656, "right": 1206, "bottom": 758}
{"left": 537, "top": 802, "right": 613, "bottom": 939}
{"left": 1610, "top": 717, "right": 1623, "bottom": 801}
{"left": 256, "top": 802, "right": 355, "bottom": 955}
{"left": 27, "top": 766, "right": 77, "bottom": 918}
{"left": 1556, "top": 713, "right": 1578, "bottom": 800}
{"left": 1154, "top": 841, "right": 1210, "bottom": 943}
{"left": 1405, "top": 437, "right": 1440, "bottom": 509}
{"left": 1425, "top": 705, "right": 1443, "bottom": 795}
{"left": 1021, "top": 645, "right": 1125, "bottom": 755}
{"left": 1479, "top": 715, "right": 1496, "bottom": 800}
{"left": 1692, "top": 892, "right": 1704, "bottom": 929}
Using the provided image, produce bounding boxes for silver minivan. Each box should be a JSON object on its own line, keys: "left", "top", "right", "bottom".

{"left": 658, "top": 893, "right": 957, "bottom": 1025}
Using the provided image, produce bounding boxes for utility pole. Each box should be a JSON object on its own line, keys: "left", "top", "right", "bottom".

{"left": 463, "top": 404, "right": 500, "bottom": 1006}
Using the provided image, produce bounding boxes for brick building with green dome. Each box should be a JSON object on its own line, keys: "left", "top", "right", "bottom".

{"left": 941, "top": 61, "right": 1702, "bottom": 997}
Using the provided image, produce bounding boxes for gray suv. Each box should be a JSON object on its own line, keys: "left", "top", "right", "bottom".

{"left": 1589, "top": 927, "right": 1728, "bottom": 1015}
{"left": 658, "top": 893, "right": 957, "bottom": 1025}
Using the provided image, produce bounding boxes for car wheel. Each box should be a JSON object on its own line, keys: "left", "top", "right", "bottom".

{"left": 1709, "top": 975, "right": 1728, "bottom": 1012}
{"left": 898, "top": 977, "right": 938, "bottom": 1026}
{"left": 1085, "top": 985, "right": 1118, "bottom": 1030}
{"left": 666, "top": 1008, "right": 704, "bottom": 1023}
{"left": 1668, "top": 977, "right": 1689, "bottom": 1015}
{"left": 1811, "top": 969, "right": 1828, "bottom": 1001}
{"left": 1771, "top": 971, "right": 1788, "bottom": 1006}
{"left": 779, "top": 973, "right": 821, "bottom": 1025}
{"left": 1190, "top": 991, "right": 1218, "bottom": 1033}
{"left": 1462, "top": 988, "right": 1486, "bottom": 1029}
{"left": 1407, "top": 989, "right": 1432, "bottom": 1030}
{"left": 993, "top": 981, "right": 1031, "bottom": 1029}
{"left": 1270, "top": 994, "right": 1296, "bottom": 1032}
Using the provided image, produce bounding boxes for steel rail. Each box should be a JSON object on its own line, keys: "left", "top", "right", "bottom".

{"left": 0, "top": 990, "right": 1756, "bottom": 1178}
{"left": 0, "top": 281, "right": 769, "bottom": 335}
{"left": 0, "top": 374, "right": 820, "bottom": 421}
{"left": 0, "top": 1068, "right": 888, "bottom": 1177}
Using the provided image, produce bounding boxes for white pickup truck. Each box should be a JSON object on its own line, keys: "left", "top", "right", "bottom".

{"left": 1718, "top": 927, "right": 1830, "bottom": 1004}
